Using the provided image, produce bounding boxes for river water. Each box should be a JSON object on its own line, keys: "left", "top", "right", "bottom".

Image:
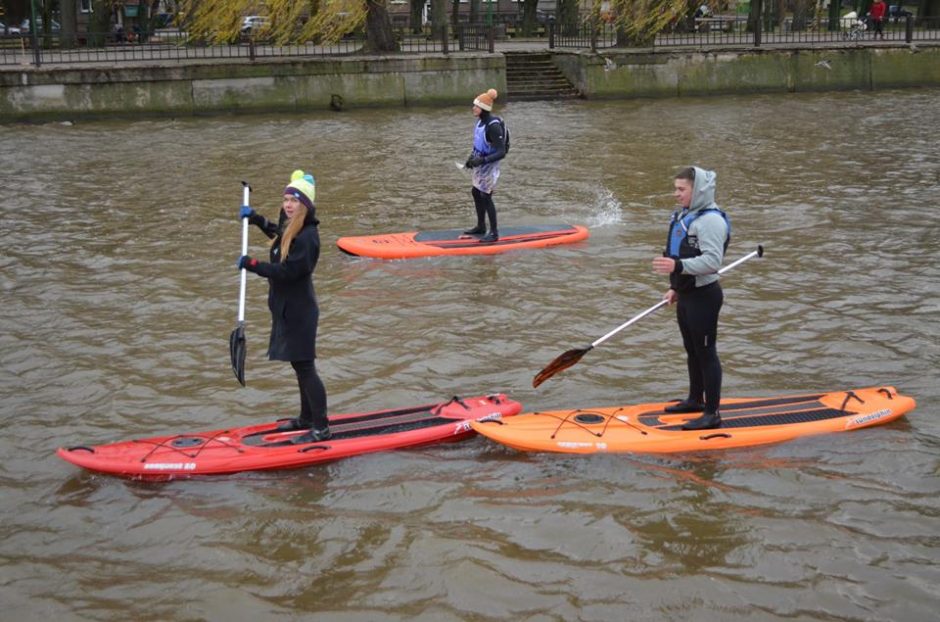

{"left": 1, "top": 89, "right": 938, "bottom": 621}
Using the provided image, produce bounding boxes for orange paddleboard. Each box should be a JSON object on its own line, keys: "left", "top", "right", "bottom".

{"left": 471, "top": 386, "right": 915, "bottom": 454}
{"left": 336, "top": 224, "right": 589, "bottom": 259}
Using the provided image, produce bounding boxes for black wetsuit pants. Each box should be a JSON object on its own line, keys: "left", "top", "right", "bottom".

{"left": 291, "top": 360, "right": 329, "bottom": 430}
{"left": 471, "top": 187, "right": 498, "bottom": 232}
{"left": 675, "top": 282, "right": 724, "bottom": 413}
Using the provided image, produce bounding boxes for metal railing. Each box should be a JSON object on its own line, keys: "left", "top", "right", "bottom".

{"left": 456, "top": 23, "right": 496, "bottom": 52}
{"left": 549, "top": 15, "right": 940, "bottom": 50}
{"left": 2, "top": 17, "right": 937, "bottom": 67}
{"left": 551, "top": 22, "right": 618, "bottom": 50}
{"left": 0, "top": 26, "right": 457, "bottom": 66}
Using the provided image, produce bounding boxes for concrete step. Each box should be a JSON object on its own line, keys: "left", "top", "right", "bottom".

{"left": 507, "top": 92, "right": 581, "bottom": 101}
{"left": 510, "top": 77, "right": 575, "bottom": 86}
{"left": 505, "top": 52, "right": 580, "bottom": 101}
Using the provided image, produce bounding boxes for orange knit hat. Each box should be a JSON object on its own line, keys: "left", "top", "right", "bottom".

{"left": 473, "top": 88, "right": 498, "bottom": 111}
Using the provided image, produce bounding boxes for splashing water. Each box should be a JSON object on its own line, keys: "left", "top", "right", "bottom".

{"left": 585, "top": 186, "right": 623, "bottom": 227}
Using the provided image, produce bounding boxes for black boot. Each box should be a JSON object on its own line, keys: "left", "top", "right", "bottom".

{"left": 664, "top": 399, "right": 706, "bottom": 413}
{"left": 276, "top": 417, "right": 312, "bottom": 432}
{"left": 681, "top": 411, "right": 721, "bottom": 431}
{"left": 480, "top": 230, "right": 499, "bottom": 242}
{"left": 463, "top": 225, "right": 486, "bottom": 235}
{"left": 291, "top": 426, "right": 332, "bottom": 444}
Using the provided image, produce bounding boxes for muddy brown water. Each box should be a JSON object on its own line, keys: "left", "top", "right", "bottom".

{"left": 1, "top": 89, "right": 938, "bottom": 620}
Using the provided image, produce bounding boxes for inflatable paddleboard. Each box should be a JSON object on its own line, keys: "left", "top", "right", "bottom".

{"left": 336, "top": 224, "right": 589, "bottom": 259}
{"left": 58, "top": 394, "right": 521, "bottom": 480}
{"left": 470, "top": 387, "right": 914, "bottom": 454}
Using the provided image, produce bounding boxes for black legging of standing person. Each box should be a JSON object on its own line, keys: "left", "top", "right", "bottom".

{"left": 291, "top": 360, "right": 328, "bottom": 430}
{"left": 676, "top": 282, "right": 724, "bottom": 413}
{"left": 471, "top": 187, "right": 498, "bottom": 233}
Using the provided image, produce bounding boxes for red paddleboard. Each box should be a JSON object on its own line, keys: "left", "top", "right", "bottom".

{"left": 58, "top": 394, "right": 521, "bottom": 480}
{"left": 337, "top": 224, "right": 589, "bottom": 259}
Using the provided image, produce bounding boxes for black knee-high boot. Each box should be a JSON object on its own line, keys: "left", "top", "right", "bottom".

{"left": 291, "top": 360, "right": 328, "bottom": 431}
{"left": 480, "top": 191, "right": 498, "bottom": 241}
{"left": 465, "top": 188, "right": 487, "bottom": 234}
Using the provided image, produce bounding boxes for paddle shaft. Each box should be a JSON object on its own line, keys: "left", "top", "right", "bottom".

{"left": 591, "top": 246, "right": 764, "bottom": 349}
{"left": 237, "top": 183, "right": 250, "bottom": 323}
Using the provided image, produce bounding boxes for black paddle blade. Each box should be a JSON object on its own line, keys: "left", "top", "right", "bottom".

{"left": 229, "top": 323, "right": 246, "bottom": 386}
{"left": 532, "top": 346, "right": 593, "bottom": 388}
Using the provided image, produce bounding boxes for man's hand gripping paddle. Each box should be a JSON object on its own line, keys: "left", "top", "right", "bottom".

{"left": 532, "top": 245, "right": 764, "bottom": 388}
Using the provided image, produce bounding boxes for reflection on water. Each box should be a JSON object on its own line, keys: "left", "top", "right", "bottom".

{"left": 1, "top": 89, "right": 938, "bottom": 620}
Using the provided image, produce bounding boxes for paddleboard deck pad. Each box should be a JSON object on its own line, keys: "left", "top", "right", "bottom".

{"left": 58, "top": 394, "right": 521, "bottom": 479}
{"left": 336, "top": 224, "right": 589, "bottom": 259}
{"left": 470, "top": 387, "right": 914, "bottom": 454}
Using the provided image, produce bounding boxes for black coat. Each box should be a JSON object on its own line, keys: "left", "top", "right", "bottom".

{"left": 247, "top": 210, "right": 320, "bottom": 361}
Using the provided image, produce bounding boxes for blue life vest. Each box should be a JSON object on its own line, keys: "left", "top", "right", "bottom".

{"left": 665, "top": 208, "right": 731, "bottom": 291}
{"left": 666, "top": 208, "right": 730, "bottom": 257}
{"left": 473, "top": 117, "right": 507, "bottom": 157}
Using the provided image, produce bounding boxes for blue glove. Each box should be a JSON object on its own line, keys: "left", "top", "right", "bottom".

{"left": 237, "top": 255, "right": 256, "bottom": 270}
{"left": 240, "top": 206, "right": 255, "bottom": 219}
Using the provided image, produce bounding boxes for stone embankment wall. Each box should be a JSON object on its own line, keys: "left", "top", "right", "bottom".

{"left": 1, "top": 46, "right": 937, "bottom": 122}
{"left": 555, "top": 45, "right": 940, "bottom": 98}
{"left": 0, "top": 54, "right": 507, "bottom": 121}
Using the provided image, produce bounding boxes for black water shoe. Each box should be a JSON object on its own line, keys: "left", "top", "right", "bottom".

{"left": 276, "top": 418, "right": 312, "bottom": 432}
{"left": 681, "top": 411, "right": 721, "bottom": 431}
{"left": 463, "top": 225, "right": 486, "bottom": 235}
{"left": 480, "top": 230, "right": 499, "bottom": 242}
{"left": 291, "top": 427, "right": 332, "bottom": 444}
{"left": 664, "top": 399, "right": 706, "bottom": 414}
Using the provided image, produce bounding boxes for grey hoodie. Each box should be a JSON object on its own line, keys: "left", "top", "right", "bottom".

{"left": 675, "top": 166, "right": 728, "bottom": 289}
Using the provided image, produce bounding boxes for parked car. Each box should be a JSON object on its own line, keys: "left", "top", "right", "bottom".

{"left": 20, "top": 18, "right": 61, "bottom": 33}
{"left": 1, "top": 20, "right": 22, "bottom": 35}
{"left": 887, "top": 5, "right": 913, "bottom": 22}
{"left": 240, "top": 15, "right": 269, "bottom": 35}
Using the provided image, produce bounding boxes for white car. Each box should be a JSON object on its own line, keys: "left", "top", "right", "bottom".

{"left": 240, "top": 16, "right": 269, "bottom": 34}
{"left": 20, "top": 18, "right": 61, "bottom": 33}
{"left": 1, "top": 20, "right": 22, "bottom": 35}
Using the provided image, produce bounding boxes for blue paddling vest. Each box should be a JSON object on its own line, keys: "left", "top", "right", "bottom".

{"left": 665, "top": 208, "right": 731, "bottom": 291}
{"left": 473, "top": 117, "right": 508, "bottom": 157}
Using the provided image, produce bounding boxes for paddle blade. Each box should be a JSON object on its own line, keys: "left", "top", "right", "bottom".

{"left": 532, "top": 346, "right": 593, "bottom": 388}
{"left": 229, "top": 323, "right": 246, "bottom": 386}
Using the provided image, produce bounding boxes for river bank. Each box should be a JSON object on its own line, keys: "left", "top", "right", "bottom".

{"left": 1, "top": 44, "right": 937, "bottom": 122}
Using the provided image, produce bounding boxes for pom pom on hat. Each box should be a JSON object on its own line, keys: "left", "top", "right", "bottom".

{"left": 284, "top": 169, "right": 316, "bottom": 210}
{"left": 473, "top": 88, "right": 498, "bottom": 112}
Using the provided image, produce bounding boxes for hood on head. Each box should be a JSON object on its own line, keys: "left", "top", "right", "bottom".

{"left": 689, "top": 166, "right": 718, "bottom": 213}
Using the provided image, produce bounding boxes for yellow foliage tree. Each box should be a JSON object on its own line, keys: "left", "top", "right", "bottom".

{"left": 598, "top": 0, "right": 699, "bottom": 46}
{"left": 178, "top": 0, "right": 371, "bottom": 45}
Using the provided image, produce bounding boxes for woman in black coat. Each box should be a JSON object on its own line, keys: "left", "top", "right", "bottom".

{"left": 238, "top": 171, "right": 330, "bottom": 443}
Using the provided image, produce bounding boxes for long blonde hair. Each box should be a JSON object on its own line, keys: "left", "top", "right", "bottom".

{"left": 277, "top": 203, "right": 308, "bottom": 261}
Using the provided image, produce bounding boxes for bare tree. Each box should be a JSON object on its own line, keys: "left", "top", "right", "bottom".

{"left": 557, "top": 0, "right": 580, "bottom": 36}
{"left": 61, "top": 0, "right": 78, "bottom": 48}
{"left": 519, "top": 0, "right": 539, "bottom": 36}
{"left": 430, "top": 0, "right": 447, "bottom": 38}
{"left": 470, "top": 0, "right": 482, "bottom": 24}
{"left": 364, "top": 0, "right": 399, "bottom": 52}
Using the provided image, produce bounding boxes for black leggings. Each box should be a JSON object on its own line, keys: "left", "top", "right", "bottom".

{"left": 676, "top": 282, "right": 724, "bottom": 412}
{"left": 471, "top": 186, "right": 498, "bottom": 232}
{"left": 291, "top": 360, "right": 328, "bottom": 430}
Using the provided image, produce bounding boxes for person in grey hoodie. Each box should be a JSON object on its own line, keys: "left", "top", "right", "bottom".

{"left": 652, "top": 166, "right": 730, "bottom": 430}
